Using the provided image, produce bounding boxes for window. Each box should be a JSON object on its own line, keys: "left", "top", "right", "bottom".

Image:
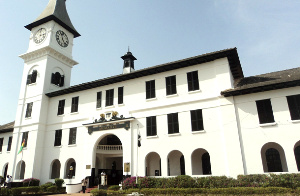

{"left": 71, "top": 97, "right": 79, "bottom": 113}
{"left": 27, "top": 70, "right": 37, "bottom": 84}
{"left": 187, "top": 71, "right": 199, "bottom": 91}
{"left": 57, "top": 99, "right": 65, "bottom": 115}
{"left": 256, "top": 99, "right": 275, "bottom": 124}
{"left": 118, "top": 87, "right": 124, "bottom": 104}
{"left": 190, "top": 109, "right": 204, "bottom": 131}
{"left": 266, "top": 148, "right": 283, "bottom": 172}
{"left": 25, "top": 102, "right": 33, "bottom": 118}
{"left": 96, "top": 91, "right": 102, "bottom": 108}
{"left": 146, "top": 80, "right": 156, "bottom": 99}
{"left": 22, "top": 132, "right": 29, "bottom": 148}
{"left": 105, "top": 89, "right": 114, "bottom": 106}
{"left": 287, "top": 94, "right": 300, "bottom": 120}
{"left": 54, "top": 129, "right": 62, "bottom": 146}
{"left": 7, "top": 136, "right": 12, "bottom": 151}
{"left": 146, "top": 116, "right": 157, "bottom": 136}
{"left": 0, "top": 138, "right": 3, "bottom": 153}
{"left": 167, "top": 113, "right": 179, "bottom": 134}
{"left": 166, "top": 76, "right": 177, "bottom": 95}
{"left": 51, "top": 72, "right": 64, "bottom": 87}
{"left": 68, "top": 128, "right": 77, "bottom": 145}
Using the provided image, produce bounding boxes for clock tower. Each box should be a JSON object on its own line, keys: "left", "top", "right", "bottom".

{"left": 11, "top": 0, "right": 80, "bottom": 180}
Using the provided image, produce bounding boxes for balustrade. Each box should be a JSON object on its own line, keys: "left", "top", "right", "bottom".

{"left": 97, "top": 145, "right": 123, "bottom": 151}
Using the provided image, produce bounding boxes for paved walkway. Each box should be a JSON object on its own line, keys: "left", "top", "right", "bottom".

{"left": 46, "top": 193, "right": 91, "bottom": 196}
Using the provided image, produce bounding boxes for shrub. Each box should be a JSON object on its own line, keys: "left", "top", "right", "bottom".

{"left": 122, "top": 177, "right": 138, "bottom": 189}
{"left": 10, "top": 186, "right": 41, "bottom": 195}
{"left": 90, "top": 188, "right": 107, "bottom": 196}
{"left": 40, "top": 182, "right": 55, "bottom": 192}
{"left": 138, "top": 177, "right": 157, "bottom": 189}
{"left": 108, "top": 185, "right": 121, "bottom": 191}
{"left": 0, "top": 188, "right": 11, "bottom": 196}
{"left": 269, "top": 173, "right": 300, "bottom": 189}
{"left": 55, "top": 178, "right": 65, "bottom": 187}
{"left": 237, "top": 174, "right": 270, "bottom": 187}
{"left": 174, "top": 175, "right": 196, "bottom": 188}
{"left": 195, "top": 176, "right": 236, "bottom": 188}
{"left": 47, "top": 185, "right": 58, "bottom": 192}
{"left": 22, "top": 177, "right": 40, "bottom": 186}
{"left": 0, "top": 176, "right": 4, "bottom": 185}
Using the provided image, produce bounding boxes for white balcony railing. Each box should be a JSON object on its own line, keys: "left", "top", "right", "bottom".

{"left": 97, "top": 145, "right": 123, "bottom": 151}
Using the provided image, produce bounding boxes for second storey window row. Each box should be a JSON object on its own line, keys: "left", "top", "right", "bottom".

{"left": 71, "top": 96, "right": 79, "bottom": 113}
{"left": 256, "top": 99, "right": 275, "bottom": 124}
{"left": 146, "top": 80, "right": 156, "bottom": 99}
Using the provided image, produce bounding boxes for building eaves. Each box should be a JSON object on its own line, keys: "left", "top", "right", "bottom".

{"left": 0, "top": 121, "right": 14, "bottom": 133}
{"left": 221, "top": 67, "right": 300, "bottom": 97}
{"left": 46, "top": 48, "right": 243, "bottom": 97}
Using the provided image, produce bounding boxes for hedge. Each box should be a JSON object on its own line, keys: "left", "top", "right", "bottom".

{"left": 122, "top": 173, "right": 300, "bottom": 190}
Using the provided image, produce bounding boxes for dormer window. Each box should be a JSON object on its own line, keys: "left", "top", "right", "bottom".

{"left": 51, "top": 72, "right": 64, "bottom": 87}
{"left": 27, "top": 70, "right": 37, "bottom": 84}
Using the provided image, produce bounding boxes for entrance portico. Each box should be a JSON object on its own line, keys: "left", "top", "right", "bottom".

{"left": 84, "top": 116, "right": 135, "bottom": 186}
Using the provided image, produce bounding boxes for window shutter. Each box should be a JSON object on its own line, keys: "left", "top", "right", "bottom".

{"left": 31, "top": 70, "right": 37, "bottom": 83}
{"left": 60, "top": 75, "right": 65, "bottom": 87}
{"left": 27, "top": 74, "right": 32, "bottom": 84}
{"left": 51, "top": 73, "right": 55, "bottom": 84}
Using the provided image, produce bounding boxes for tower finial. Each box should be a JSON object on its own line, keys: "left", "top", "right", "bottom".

{"left": 128, "top": 46, "right": 130, "bottom": 52}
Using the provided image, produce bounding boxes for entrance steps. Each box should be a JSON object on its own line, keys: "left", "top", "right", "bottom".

{"left": 80, "top": 186, "right": 98, "bottom": 193}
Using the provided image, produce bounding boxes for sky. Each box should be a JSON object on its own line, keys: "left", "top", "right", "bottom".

{"left": 1, "top": 0, "right": 300, "bottom": 125}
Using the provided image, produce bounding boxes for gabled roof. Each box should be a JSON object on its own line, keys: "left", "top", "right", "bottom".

{"left": 46, "top": 48, "right": 243, "bottom": 97}
{"left": 25, "top": 0, "right": 80, "bottom": 38}
{"left": 221, "top": 67, "right": 300, "bottom": 97}
{"left": 0, "top": 121, "right": 14, "bottom": 133}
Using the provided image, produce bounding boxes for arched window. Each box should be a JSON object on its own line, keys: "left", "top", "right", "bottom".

{"left": 51, "top": 72, "right": 64, "bottom": 87}
{"left": 266, "top": 148, "right": 283, "bottom": 172}
{"left": 27, "top": 70, "right": 37, "bottom": 84}
{"left": 51, "top": 160, "right": 61, "bottom": 179}
{"left": 294, "top": 146, "right": 300, "bottom": 171}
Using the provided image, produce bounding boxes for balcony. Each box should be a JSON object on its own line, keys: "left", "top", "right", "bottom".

{"left": 96, "top": 145, "right": 123, "bottom": 154}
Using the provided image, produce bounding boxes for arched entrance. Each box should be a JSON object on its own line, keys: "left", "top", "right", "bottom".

{"left": 145, "top": 152, "right": 161, "bottom": 176}
{"left": 191, "top": 148, "right": 212, "bottom": 175}
{"left": 95, "top": 134, "right": 123, "bottom": 185}
{"left": 15, "top": 161, "right": 25, "bottom": 180}
{"left": 3, "top": 163, "right": 8, "bottom": 178}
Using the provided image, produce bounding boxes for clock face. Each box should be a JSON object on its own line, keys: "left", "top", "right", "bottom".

{"left": 34, "top": 28, "right": 47, "bottom": 44}
{"left": 56, "top": 30, "right": 69, "bottom": 47}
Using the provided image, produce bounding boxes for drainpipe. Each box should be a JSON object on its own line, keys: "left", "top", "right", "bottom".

{"left": 233, "top": 96, "right": 248, "bottom": 175}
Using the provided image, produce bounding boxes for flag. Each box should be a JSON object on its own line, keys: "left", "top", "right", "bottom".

{"left": 138, "top": 134, "right": 141, "bottom": 147}
{"left": 18, "top": 139, "right": 25, "bottom": 154}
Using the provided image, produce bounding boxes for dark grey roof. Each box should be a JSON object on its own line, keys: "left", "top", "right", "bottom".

{"left": 221, "top": 67, "right": 300, "bottom": 97}
{"left": 0, "top": 121, "right": 14, "bottom": 133}
{"left": 46, "top": 48, "right": 243, "bottom": 97}
{"left": 25, "top": 0, "right": 80, "bottom": 38}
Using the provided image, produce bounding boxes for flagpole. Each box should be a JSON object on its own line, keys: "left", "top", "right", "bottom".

{"left": 136, "top": 124, "right": 139, "bottom": 184}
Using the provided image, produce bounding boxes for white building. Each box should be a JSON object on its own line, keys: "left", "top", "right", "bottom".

{"left": 1, "top": 0, "right": 300, "bottom": 187}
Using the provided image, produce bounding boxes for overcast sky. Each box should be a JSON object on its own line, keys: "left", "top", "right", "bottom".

{"left": 1, "top": 0, "right": 300, "bottom": 125}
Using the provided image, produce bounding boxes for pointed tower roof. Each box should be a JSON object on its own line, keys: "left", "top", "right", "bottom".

{"left": 25, "top": 0, "right": 80, "bottom": 38}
